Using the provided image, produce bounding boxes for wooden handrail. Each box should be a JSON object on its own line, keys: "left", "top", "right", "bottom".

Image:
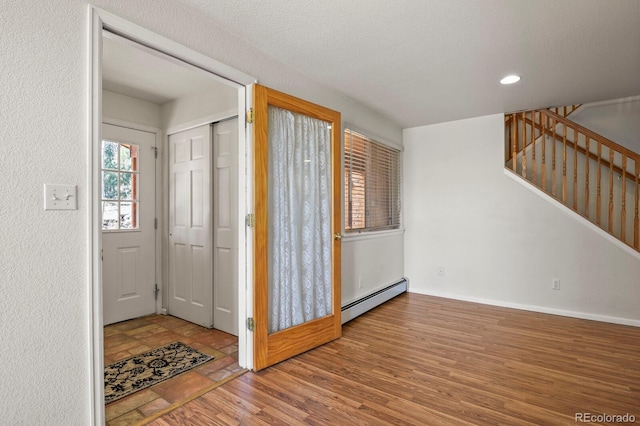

{"left": 516, "top": 113, "right": 637, "bottom": 182}
{"left": 543, "top": 109, "right": 640, "bottom": 162}
{"left": 505, "top": 106, "right": 640, "bottom": 252}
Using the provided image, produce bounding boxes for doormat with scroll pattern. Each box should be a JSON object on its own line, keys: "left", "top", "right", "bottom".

{"left": 104, "top": 341, "right": 213, "bottom": 404}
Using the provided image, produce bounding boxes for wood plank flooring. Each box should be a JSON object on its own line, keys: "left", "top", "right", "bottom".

{"left": 149, "top": 293, "right": 640, "bottom": 425}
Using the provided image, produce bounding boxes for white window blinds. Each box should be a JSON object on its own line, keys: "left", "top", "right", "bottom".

{"left": 344, "top": 129, "right": 401, "bottom": 232}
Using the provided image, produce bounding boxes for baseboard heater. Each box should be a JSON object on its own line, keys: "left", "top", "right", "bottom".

{"left": 341, "top": 278, "right": 408, "bottom": 324}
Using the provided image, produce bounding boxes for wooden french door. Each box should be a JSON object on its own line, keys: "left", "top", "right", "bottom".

{"left": 253, "top": 84, "right": 342, "bottom": 371}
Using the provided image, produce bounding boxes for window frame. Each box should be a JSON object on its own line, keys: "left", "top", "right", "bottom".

{"left": 343, "top": 125, "right": 402, "bottom": 235}
{"left": 101, "top": 139, "right": 141, "bottom": 232}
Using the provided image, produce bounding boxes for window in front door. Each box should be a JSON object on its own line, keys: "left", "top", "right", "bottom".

{"left": 101, "top": 140, "right": 140, "bottom": 231}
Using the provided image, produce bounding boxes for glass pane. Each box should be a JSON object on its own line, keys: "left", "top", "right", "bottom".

{"left": 102, "top": 171, "right": 118, "bottom": 200}
{"left": 120, "top": 144, "right": 139, "bottom": 172}
{"left": 102, "top": 202, "right": 119, "bottom": 230}
{"left": 120, "top": 173, "right": 133, "bottom": 200}
{"left": 102, "top": 140, "right": 119, "bottom": 170}
{"left": 267, "top": 105, "right": 332, "bottom": 334}
{"left": 120, "top": 202, "right": 136, "bottom": 229}
{"left": 344, "top": 129, "right": 401, "bottom": 232}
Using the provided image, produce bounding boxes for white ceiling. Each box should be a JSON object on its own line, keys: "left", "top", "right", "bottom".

{"left": 105, "top": 0, "right": 640, "bottom": 129}
{"left": 102, "top": 33, "right": 232, "bottom": 105}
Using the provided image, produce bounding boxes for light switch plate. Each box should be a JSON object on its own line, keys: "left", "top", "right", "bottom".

{"left": 44, "top": 184, "right": 77, "bottom": 210}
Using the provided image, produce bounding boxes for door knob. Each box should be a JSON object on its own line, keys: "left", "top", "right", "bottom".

{"left": 334, "top": 233, "right": 342, "bottom": 241}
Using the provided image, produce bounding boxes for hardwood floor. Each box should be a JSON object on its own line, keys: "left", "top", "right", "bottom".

{"left": 149, "top": 293, "right": 640, "bottom": 425}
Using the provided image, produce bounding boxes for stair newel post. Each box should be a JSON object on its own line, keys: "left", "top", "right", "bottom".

{"left": 562, "top": 123, "right": 567, "bottom": 203}
{"left": 597, "top": 141, "right": 602, "bottom": 226}
{"left": 551, "top": 116, "right": 557, "bottom": 198}
{"left": 635, "top": 160, "right": 639, "bottom": 250}
{"left": 584, "top": 137, "right": 590, "bottom": 218}
{"left": 621, "top": 155, "right": 627, "bottom": 242}
{"left": 521, "top": 111, "right": 527, "bottom": 179}
{"left": 541, "top": 111, "right": 547, "bottom": 191}
{"left": 511, "top": 113, "right": 517, "bottom": 173}
{"left": 609, "top": 149, "right": 615, "bottom": 233}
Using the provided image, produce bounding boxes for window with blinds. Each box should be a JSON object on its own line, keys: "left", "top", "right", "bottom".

{"left": 344, "top": 129, "right": 401, "bottom": 232}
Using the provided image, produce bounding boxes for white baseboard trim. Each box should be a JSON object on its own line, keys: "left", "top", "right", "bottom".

{"left": 408, "top": 288, "right": 640, "bottom": 328}
{"left": 342, "top": 279, "right": 407, "bottom": 324}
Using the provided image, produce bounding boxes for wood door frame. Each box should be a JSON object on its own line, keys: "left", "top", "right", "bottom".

{"left": 88, "top": 6, "right": 256, "bottom": 425}
{"left": 253, "top": 84, "right": 342, "bottom": 370}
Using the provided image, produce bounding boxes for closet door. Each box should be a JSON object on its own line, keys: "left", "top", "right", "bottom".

{"left": 213, "top": 118, "right": 239, "bottom": 335}
{"left": 168, "top": 124, "right": 212, "bottom": 327}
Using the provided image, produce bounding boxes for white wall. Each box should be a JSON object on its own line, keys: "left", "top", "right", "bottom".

{"left": 103, "top": 90, "right": 162, "bottom": 128}
{"left": 570, "top": 96, "right": 640, "bottom": 153}
{"left": 0, "top": 1, "right": 402, "bottom": 424}
{"left": 342, "top": 231, "right": 404, "bottom": 305}
{"left": 403, "top": 114, "right": 640, "bottom": 324}
{"left": 162, "top": 86, "right": 238, "bottom": 131}
{"left": 1, "top": 2, "right": 89, "bottom": 424}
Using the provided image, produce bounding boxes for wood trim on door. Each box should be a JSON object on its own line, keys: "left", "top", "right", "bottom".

{"left": 253, "top": 84, "right": 342, "bottom": 371}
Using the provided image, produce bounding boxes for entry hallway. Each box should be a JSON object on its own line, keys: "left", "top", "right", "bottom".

{"left": 104, "top": 315, "right": 242, "bottom": 424}
{"left": 146, "top": 293, "right": 640, "bottom": 425}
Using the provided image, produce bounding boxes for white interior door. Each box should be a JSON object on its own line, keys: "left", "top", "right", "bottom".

{"left": 213, "top": 119, "right": 239, "bottom": 335}
{"left": 169, "top": 124, "right": 213, "bottom": 327}
{"left": 102, "top": 123, "right": 157, "bottom": 325}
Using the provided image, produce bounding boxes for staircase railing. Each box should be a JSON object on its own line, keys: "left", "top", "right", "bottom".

{"left": 505, "top": 108, "right": 639, "bottom": 251}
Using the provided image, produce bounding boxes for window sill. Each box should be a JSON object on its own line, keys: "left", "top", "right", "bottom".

{"left": 342, "top": 228, "right": 404, "bottom": 243}
{"left": 102, "top": 229, "right": 142, "bottom": 234}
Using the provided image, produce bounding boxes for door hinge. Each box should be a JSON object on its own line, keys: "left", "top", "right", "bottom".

{"left": 152, "top": 146, "right": 158, "bottom": 158}
{"left": 154, "top": 217, "right": 158, "bottom": 230}
{"left": 247, "top": 317, "right": 254, "bottom": 332}
{"left": 154, "top": 283, "right": 159, "bottom": 301}
{"left": 246, "top": 108, "right": 254, "bottom": 124}
{"left": 246, "top": 213, "right": 255, "bottom": 227}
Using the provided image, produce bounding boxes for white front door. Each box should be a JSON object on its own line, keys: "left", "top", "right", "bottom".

{"left": 169, "top": 124, "right": 213, "bottom": 327}
{"left": 213, "top": 119, "right": 239, "bottom": 335}
{"left": 102, "top": 123, "right": 157, "bottom": 325}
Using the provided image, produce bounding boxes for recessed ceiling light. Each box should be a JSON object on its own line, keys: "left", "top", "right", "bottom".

{"left": 500, "top": 75, "right": 521, "bottom": 85}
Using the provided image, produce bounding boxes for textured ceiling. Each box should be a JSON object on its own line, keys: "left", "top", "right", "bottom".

{"left": 172, "top": 0, "right": 640, "bottom": 128}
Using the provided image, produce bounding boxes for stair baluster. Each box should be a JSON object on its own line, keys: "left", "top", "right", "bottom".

{"left": 609, "top": 149, "right": 614, "bottom": 233}
{"left": 584, "top": 137, "right": 590, "bottom": 217}
{"left": 505, "top": 106, "right": 640, "bottom": 253}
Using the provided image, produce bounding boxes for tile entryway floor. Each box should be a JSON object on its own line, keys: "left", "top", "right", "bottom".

{"left": 104, "top": 315, "right": 241, "bottom": 425}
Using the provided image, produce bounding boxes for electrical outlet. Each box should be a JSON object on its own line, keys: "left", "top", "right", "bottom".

{"left": 358, "top": 277, "right": 363, "bottom": 289}
{"left": 437, "top": 267, "right": 445, "bottom": 276}
{"left": 552, "top": 278, "right": 560, "bottom": 290}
